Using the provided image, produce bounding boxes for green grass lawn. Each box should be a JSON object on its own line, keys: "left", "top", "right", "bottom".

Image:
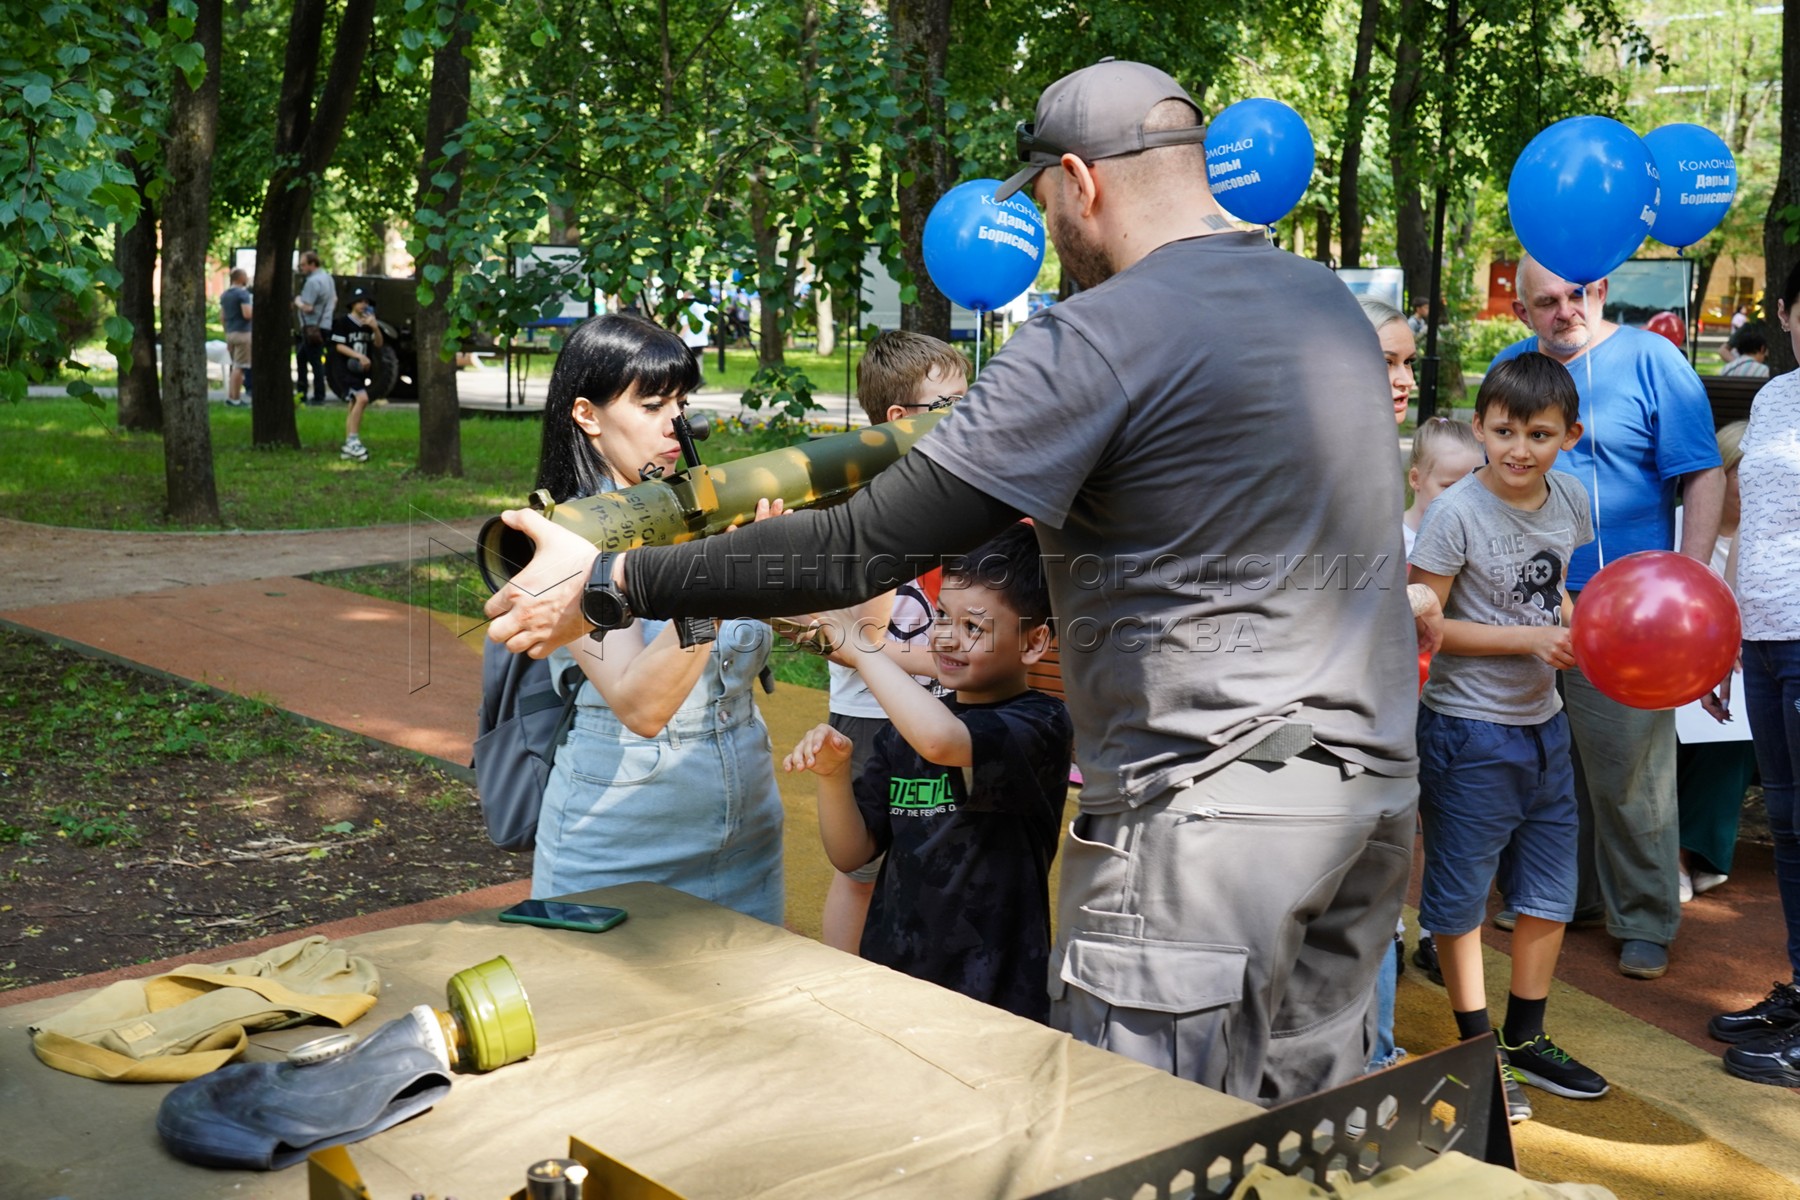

{"left": 0, "top": 395, "right": 803, "bottom": 531}
{"left": 694, "top": 344, "right": 867, "bottom": 399}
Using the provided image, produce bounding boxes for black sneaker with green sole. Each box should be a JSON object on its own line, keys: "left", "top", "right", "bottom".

{"left": 1500, "top": 1031, "right": 1609, "bottom": 1100}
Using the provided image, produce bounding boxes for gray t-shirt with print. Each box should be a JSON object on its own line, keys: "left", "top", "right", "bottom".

{"left": 1410, "top": 470, "right": 1593, "bottom": 725}
{"left": 919, "top": 232, "right": 1419, "bottom": 809}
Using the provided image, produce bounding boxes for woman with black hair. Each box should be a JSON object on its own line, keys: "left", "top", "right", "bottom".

{"left": 528, "top": 312, "right": 785, "bottom": 924}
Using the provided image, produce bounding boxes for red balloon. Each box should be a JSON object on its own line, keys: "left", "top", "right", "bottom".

{"left": 1644, "top": 310, "right": 1686, "bottom": 350}
{"left": 1572, "top": 551, "right": 1740, "bottom": 709}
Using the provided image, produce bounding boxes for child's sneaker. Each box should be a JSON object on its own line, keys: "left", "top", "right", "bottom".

{"left": 1497, "top": 1051, "right": 1533, "bottom": 1124}
{"left": 1500, "top": 1032, "right": 1609, "bottom": 1099}
{"left": 340, "top": 440, "right": 369, "bottom": 462}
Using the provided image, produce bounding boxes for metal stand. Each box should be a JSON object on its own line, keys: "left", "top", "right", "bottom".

{"left": 1028, "top": 1036, "right": 1514, "bottom": 1199}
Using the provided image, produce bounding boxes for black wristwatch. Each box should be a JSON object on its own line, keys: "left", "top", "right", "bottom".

{"left": 581, "top": 552, "right": 634, "bottom": 639}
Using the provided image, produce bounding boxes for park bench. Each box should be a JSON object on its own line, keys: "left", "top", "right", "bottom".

{"left": 1703, "top": 372, "right": 1767, "bottom": 428}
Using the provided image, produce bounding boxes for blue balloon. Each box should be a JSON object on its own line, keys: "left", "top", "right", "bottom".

{"left": 1203, "top": 98, "right": 1315, "bottom": 226}
{"left": 1644, "top": 124, "right": 1736, "bottom": 249}
{"left": 1508, "top": 116, "right": 1659, "bottom": 285}
{"left": 922, "top": 180, "right": 1046, "bottom": 311}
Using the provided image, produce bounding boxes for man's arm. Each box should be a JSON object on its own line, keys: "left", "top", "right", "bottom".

{"left": 484, "top": 450, "right": 1021, "bottom": 658}
{"left": 1677, "top": 467, "right": 1725, "bottom": 565}
{"left": 238, "top": 299, "right": 253, "bottom": 321}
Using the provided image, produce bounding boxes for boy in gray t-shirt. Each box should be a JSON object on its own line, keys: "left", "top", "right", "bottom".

{"left": 1408, "top": 352, "right": 1602, "bottom": 1123}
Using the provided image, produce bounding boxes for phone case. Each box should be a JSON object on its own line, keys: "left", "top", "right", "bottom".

{"left": 497, "top": 904, "right": 628, "bottom": 933}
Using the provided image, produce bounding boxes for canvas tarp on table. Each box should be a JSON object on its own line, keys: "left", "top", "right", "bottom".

{"left": 0, "top": 881, "right": 1255, "bottom": 1199}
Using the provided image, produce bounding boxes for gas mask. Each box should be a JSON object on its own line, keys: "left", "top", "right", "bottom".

{"left": 158, "top": 956, "right": 535, "bottom": 1171}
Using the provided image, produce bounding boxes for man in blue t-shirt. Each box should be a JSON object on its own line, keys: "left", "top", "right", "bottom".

{"left": 1489, "top": 254, "right": 1724, "bottom": 982}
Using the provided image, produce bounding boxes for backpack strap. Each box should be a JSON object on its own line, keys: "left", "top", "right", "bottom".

{"left": 543, "top": 664, "right": 586, "bottom": 771}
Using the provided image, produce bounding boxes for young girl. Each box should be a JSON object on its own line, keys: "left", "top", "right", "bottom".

{"left": 1404, "top": 415, "right": 1485, "bottom": 990}
{"left": 527, "top": 313, "right": 786, "bottom": 924}
{"left": 1404, "top": 416, "right": 1485, "bottom": 557}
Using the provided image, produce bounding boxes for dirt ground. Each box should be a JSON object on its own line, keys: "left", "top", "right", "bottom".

{"left": 0, "top": 629, "right": 525, "bottom": 992}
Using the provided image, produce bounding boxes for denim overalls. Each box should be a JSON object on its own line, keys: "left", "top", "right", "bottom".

{"left": 532, "top": 618, "right": 785, "bottom": 925}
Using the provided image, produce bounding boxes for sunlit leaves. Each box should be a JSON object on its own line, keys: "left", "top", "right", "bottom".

{"left": 0, "top": 3, "right": 192, "bottom": 406}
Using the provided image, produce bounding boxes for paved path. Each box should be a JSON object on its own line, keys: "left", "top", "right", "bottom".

{"left": 0, "top": 514, "right": 487, "bottom": 611}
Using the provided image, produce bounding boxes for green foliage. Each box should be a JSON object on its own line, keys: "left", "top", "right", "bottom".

{"left": 413, "top": 0, "right": 920, "bottom": 362}
{"left": 739, "top": 363, "right": 824, "bottom": 436}
{"left": 1459, "top": 313, "right": 1527, "bottom": 365}
{"left": 0, "top": 4, "right": 194, "bottom": 408}
{"left": 44, "top": 803, "right": 140, "bottom": 848}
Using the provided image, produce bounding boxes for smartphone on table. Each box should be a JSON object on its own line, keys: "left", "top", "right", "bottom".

{"left": 498, "top": 899, "right": 629, "bottom": 933}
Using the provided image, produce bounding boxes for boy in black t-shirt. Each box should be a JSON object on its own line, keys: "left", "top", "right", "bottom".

{"left": 327, "top": 288, "right": 382, "bottom": 462}
{"left": 785, "top": 523, "right": 1073, "bottom": 1021}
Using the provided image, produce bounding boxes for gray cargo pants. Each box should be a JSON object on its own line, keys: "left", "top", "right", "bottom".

{"left": 1049, "top": 750, "right": 1416, "bottom": 1106}
{"left": 1563, "top": 664, "right": 1681, "bottom": 946}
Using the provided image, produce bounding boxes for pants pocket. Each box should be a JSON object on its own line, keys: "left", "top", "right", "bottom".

{"left": 1053, "top": 933, "right": 1249, "bottom": 1092}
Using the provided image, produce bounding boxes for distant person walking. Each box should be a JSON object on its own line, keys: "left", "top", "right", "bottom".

{"left": 327, "top": 288, "right": 381, "bottom": 463}
{"left": 220, "top": 268, "right": 253, "bottom": 408}
{"left": 294, "top": 250, "right": 336, "bottom": 407}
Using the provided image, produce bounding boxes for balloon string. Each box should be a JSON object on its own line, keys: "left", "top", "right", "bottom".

{"left": 1584, "top": 288, "right": 1605, "bottom": 572}
{"left": 975, "top": 309, "right": 984, "bottom": 374}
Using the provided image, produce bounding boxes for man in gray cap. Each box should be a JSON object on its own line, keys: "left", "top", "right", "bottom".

{"left": 484, "top": 60, "right": 1422, "bottom": 1103}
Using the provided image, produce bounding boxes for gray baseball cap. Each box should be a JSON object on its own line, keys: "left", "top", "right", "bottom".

{"left": 996, "top": 59, "right": 1206, "bottom": 201}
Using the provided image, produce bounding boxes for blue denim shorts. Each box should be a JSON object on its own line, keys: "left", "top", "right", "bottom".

{"left": 1417, "top": 707, "right": 1578, "bottom": 936}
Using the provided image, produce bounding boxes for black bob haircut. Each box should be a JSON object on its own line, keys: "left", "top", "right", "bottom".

{"left": 535, "top": 312, "right": 700, "bottom": 502}
{"left": 944, "top": 522, "right": 1054, "bottom": 631}
{"left": 1475, "top": 352, "right": 1580, "bottom": 430}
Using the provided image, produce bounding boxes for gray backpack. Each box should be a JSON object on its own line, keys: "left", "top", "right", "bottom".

{"left": 471, "top": 640, "right": 583, "bottom": 851}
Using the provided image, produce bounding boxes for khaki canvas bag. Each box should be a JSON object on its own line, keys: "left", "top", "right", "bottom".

{"left": 28, "top": 935, "right": 380, "bottom": 1083}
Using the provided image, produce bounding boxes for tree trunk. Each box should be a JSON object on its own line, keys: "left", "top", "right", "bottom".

{"left": 1765, "top": 0, "right": 1800, "bottom": 375}
{"left": 749, "top": 173, "right": 786, "bottom": 368}
{"left": 414, "top": 1, "right": 472, "bottom": 479}
{"left": 365, "top": 220, "right": 387, "bottom": 275}
{"left": 114, "top": 151, "right": 162, "bottom": 433}
{"left": 249, "top": 0, "right": 377, "bottom": 449}
{"left": 1690, "top": 247, "right": 1719, "bottom": 335}
{"left": 160, "top": 0, "right": 222, "bottom": 525}
{"left": 816, "top": 289, "right": 835, "bottom": 356}
{"left": 1312, "top": 205, "right": 1334, "bottom": 266}
{"left": 546, "top": 201, "right": 579, "bottom": 246}
{"left": 1388, "top": 0, "right": 1432, "bottom": 311}
{"left": 1337, "top": 0, "right": 1380, "bottom": 268}
{"left": 889, "top": 0, "right": 952, "bottom": 338}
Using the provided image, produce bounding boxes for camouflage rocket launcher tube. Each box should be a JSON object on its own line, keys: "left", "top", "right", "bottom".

{"left": 476, "top": 411, "right": 943, "bottom": 593}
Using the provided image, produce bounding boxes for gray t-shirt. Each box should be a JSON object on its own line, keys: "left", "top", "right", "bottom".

{"left": 919, "top": 232, "right": 1419, "bottom": 808}
{"left": 298, "top": 270, "right": 335, "bottom": 328}
{"left": 220, "top": 286, "right": 252, "bottom": 334}
{"left": 1410, "top": 470, "right": 1593, "bottom": 725}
